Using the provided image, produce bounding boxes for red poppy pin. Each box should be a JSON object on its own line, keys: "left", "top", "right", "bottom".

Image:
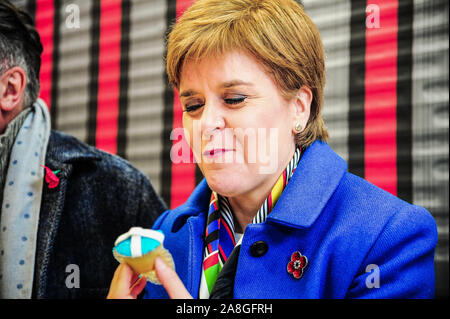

{"left": 287, "top": 251, "right": 308, "bottom": 279}
{"left": 41, "top": 165, "right": 60, "bottom": 189}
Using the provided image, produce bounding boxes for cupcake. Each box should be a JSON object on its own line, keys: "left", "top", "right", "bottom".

{"left": 112, "top": 227, "right": 175, "bottom": 284}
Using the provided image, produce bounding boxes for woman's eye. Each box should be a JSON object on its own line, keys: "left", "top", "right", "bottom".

{"left": 183, "top": 104, "right": 204, "bottom": 113}
{"left": 224, "top": 96, "right": 246, "bottom": 105}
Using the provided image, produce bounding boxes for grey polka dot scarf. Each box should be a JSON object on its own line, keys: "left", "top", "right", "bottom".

{"left": 0, "top": 99, "right": 51, "bottom": 298}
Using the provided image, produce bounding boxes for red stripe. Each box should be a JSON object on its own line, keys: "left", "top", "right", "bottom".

{"left": 170, "top": 91, "right": 196, "bottom": 208}
{"left": 220, "top": 217, "right": 235, "bottom": 246}
{"left": 218, "top": 245, "right": 227, "bottom": 263}
{"left": 170, "top": 0, "right": 196, "bottom": 208}
{"left": 205, "top": 221, "right": 214, "bottom": 254}
{"left": 176, "top": 0, "right": 194, "bottom": 20}
{"left": 365, "top": 0, "right": 398, "bottom": 195}
{"left": 96, "top": 0, "right": 122, "bottom": 154}
{"left": 35, "top": 0, "right": 54, "bottom": 109}
{"left": 268, "top": 193, "right": 272, "bottom": 212}
{"left": 203, "top": 251, "right": 218, "bottom": 270}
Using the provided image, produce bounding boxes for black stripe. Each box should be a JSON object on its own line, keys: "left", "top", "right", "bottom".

{"left": 117, "top": 0, "right": 131, "bottom": 159}
{"left": 195, "top": 164, "right": 204, "bottom": 185}
{"left": 50, "top": 0, "right": 61, "bottom": 129}
{"left": 206, "top": 209, "right": 220, "bottom": 225}
{"left": 220, "top": 212, "right": 235, "bottom": 235}
{"left": 25, "top": 0, "right": 36, "bottom": 22}
{"left": 160, "top": 0, "right": 177, "bottom": 207}
{"left": 396, "top": 0, "right": 413, "bottom": 203}
{"left": 210, "top": 245, "right": 240, "bottom": 299}
{"left": 218, "top": 249, "right": 227, "bottom": 265}
{"left": 204, "top": 229, "right": 219, "bottom": 246}
{"left": 348, "top": 0, "right": 366, "bottom": 179}
{"left": 220, "top": 204, "right": 235, "bottom": 230}
{"left": 86, "top": 1, "right": 100, "bottom": 146}
{"left": 219, "top": 196, "right": 231, "bottom": 213}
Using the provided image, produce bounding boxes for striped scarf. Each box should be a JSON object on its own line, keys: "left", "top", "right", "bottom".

{"left": 199, "top": 147, "right": 302, "bottom": 298}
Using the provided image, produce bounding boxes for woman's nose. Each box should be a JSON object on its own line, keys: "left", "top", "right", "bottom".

{"left": 201, "top": 101, "right": 225, "bottom": 140}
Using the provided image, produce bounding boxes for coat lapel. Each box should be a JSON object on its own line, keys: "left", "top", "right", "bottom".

{"left": 33, "top": 131, "right": 101, "bottom": 298}
{"left": 33, "top": 158, "right": 72, "bottom": 298}
{"left": 163, "top": 179, "right": 211, "bottom": 298}
{"left": 186, "top": 213, "right": 206, "bottom": 297}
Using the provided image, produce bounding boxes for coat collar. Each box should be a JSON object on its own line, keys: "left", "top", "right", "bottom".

{"left": 267, "top": 141, "right": 347, "bottom": 228}
{"left": 45, "top": 130, "right": 102, "bottom": 164}
{"left": 173, "top": 141, "right": 347, "bottom": 231}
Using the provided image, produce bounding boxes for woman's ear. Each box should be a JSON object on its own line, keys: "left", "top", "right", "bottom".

{"left": 292, "top": 85, "right": 312, "bottom": 134}
{"left": 0, "top": 66, "right": 27, "bottom": 112}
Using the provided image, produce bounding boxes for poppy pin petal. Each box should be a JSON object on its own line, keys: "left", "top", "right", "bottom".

{"left": 287, "top": 251, "right": 308, "bottom": 279}
{"left": 40, "top": 165, "right": 60, "bottom": 189}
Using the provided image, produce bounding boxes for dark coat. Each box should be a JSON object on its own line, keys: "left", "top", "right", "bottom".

{"left": 32, "top": 130, "right": 166, "bottom": 298}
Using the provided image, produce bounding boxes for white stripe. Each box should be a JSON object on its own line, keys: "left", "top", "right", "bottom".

{"left": 114, "top": 227, "right": 164, "bottom": 246}
{"left": 199, "top": 268, "right": 210, "bottom": 299}
{"left": 220, "top": 198, "right": 235, "bottom": 232}
{"left": 218, "top": 254, "right": 225, "bottom": 267}
{"left": 130, "top": 235, "right": 142, "bottom": 257}
{"left": 254, "top": 207, "right": 261, "bottom": 224}
{"left": 287, "top": 148, "right": 301, "bottom": 183}
{"left": 220, "top": 197, "right": 232, "bottom": 214}
{"left": 222, "top": 211, "right": 234, "bottom": 231}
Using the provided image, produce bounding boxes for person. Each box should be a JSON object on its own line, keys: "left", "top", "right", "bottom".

{"left": 108, "top": 0, "right": 437, "bottom": 299}
{"left": 0, "top": 0, "right": 166, "bottom": 298}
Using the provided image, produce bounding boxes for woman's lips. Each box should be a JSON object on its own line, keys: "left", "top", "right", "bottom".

{"left": 203, "top": 148, "right": 233, "bottom": 158}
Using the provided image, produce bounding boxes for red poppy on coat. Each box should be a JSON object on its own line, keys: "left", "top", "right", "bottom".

{"left": 287, "top": 251, "right": 308, "bottom": 279}
{"left": 41, "top": 165, "right": 60, "bottom": 188}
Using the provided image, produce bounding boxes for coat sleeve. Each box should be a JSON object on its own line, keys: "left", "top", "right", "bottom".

{"left": 346, "top": 205, "right": 438, "bottom": 299}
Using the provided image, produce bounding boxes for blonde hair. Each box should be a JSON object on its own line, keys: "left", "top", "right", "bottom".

{"left": 166, "top": 0, "right": 328, "bottom": 147}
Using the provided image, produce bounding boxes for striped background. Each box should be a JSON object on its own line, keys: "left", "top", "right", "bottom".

{"left": 11, "top": 0, "right": 448, "bottom": 297}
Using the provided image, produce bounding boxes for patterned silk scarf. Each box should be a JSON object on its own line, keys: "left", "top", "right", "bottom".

{"left": 199, "top": 147, "right": 302, "bottom": 298}
{"left": 0, "top": 99, "right": 51, "bottom": 298}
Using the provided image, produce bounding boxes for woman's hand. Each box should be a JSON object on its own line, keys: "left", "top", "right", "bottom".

{"left": 106, "top": 263, "right": 147, "bottom": 299}
{"left": 154, "top": 257, "right": 192, "bottom": 299}
{"left": 106, "top": 257, "right": 192, "bottom": 299}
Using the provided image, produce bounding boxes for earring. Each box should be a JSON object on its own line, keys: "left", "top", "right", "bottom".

{"left": 295, "top": 123, "right": 302, "bottom": 132}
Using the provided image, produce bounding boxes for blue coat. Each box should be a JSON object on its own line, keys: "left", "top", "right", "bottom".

{"left": 144, "top": 141, "right": 437, "bottom": 299}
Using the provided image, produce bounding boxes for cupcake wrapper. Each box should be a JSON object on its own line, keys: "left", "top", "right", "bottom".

{"left": 113, "top": 246, "right": 175, "bottom": 285}
{"left": 140, "top": 247, "right": 175, "bottom": 285}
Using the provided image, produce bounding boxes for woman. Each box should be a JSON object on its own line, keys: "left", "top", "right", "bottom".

{"left": 108, "top": 0, "right": 437, "bottom": 299}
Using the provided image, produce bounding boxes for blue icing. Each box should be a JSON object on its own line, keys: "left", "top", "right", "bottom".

{"left": 141, "top": 237, "right": 162, "bottom": 253}
{"left": 115, "top": 236, "right": 161, "bottom": 257}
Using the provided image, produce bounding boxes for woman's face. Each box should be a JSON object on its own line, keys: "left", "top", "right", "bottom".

{"left": 179, "top": 50, "right": 310, "bottom": 198}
